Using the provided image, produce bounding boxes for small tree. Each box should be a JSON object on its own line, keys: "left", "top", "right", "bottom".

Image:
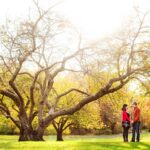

{"left": 52, "top": 116, "right": 74, "bottom": 141}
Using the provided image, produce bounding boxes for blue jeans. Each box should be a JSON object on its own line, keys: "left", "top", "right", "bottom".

{"left": 131, "top": 122, "right": 140, "bottom": 141}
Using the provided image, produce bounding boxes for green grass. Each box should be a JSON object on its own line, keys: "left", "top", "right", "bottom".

{"left": 0, "top": 132, "right": 150, "bottom": 150}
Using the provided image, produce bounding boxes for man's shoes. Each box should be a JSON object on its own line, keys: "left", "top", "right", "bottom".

{"left": 130, "top": 140, "right": 135, "bottom": 142}
{"left": 123, "top": 139, "right": 128, "bottom": 142}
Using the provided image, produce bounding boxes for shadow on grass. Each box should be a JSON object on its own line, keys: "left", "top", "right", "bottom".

{"left": 75, "top": 142, "right": 150, "bottom": 150}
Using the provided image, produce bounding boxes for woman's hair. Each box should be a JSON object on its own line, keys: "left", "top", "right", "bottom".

{"left": 122, "top": 104, "right": 128, "bottom": 111}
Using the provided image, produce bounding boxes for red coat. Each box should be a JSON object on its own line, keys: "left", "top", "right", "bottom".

{"left": 133, "top": 107, "right": 140, "bottom": 122}
{"left": 122, "top": 110, "right": 130, "bottom": 122}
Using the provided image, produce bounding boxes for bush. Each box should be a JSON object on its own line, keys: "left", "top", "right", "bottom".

{"left": 0, "top": 117, "right": 19, "bottom": 135}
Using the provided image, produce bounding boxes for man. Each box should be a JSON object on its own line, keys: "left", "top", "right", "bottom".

{"left": 131, "top": 102, "right": 141, "bottom": 142}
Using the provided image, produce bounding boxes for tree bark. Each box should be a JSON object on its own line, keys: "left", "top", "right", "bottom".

{"left": 19, "top": 127, "right": 44, "bottom": 141}
{"left": 110, "top": 123, "right": 116, "bottom": 134}
{"left": 36, "top": 126, "right": 45, "bottom": 141}
{"left": 19, "top": 127, "right": 35, "bottom": 141}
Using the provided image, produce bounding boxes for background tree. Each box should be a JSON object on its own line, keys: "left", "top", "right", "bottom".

{"left": 70, "top": 102, "right": 103, "bottom": 135}
{"left": 98, "top": 88, "right": 133, "bottom": 134}
{"left": 52, "top": 116, "right": 74, "bottom": 141}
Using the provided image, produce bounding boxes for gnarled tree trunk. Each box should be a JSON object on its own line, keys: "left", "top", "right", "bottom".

{"left": 18, "top": 112, "right": 45, "bottom": 141}
{"left": 19, "top": 127, "right": 36, "bottom": 141}
{"left": 19, "top": 126, "right": 45, "bottom": 141}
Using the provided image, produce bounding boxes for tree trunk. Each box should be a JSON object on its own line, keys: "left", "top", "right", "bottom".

{"left": 36, "top": 126, "right": 45, "bottom": 141}
{"left": 19, "top": 126, "right": 44, "bottom": 141}
{"left": 110, "top": 123, "right": 116, "bottom": 134}
{"left": 17, "top": 108, "right": 45, "bottom": 141}
{"left": 57, "top": 130, "right": 63, "bottom": 141}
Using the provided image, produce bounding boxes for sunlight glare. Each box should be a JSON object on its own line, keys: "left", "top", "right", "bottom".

{"left": 57, "top": 0, "right": 133, "bottom": 40}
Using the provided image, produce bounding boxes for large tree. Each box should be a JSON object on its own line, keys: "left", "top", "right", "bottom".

{"left": 0, "top": 2, "right": 149, "bottom": 141}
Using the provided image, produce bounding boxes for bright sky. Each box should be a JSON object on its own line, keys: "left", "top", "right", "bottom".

{"left": 0, "top": 0, "right": 150, "bottom": 40}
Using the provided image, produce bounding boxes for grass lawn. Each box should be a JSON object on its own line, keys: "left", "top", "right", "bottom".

{"left": 0, "top": 132, "right": 150, "bottom": 150}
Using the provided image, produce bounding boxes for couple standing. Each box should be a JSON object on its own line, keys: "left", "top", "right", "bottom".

{"left": 122, "top": 102, "right": 140, "bottom": 142}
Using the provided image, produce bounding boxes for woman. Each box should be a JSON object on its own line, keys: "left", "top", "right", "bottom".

{"left": 122, "top": 104, "right": 130, "bottom": 142}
